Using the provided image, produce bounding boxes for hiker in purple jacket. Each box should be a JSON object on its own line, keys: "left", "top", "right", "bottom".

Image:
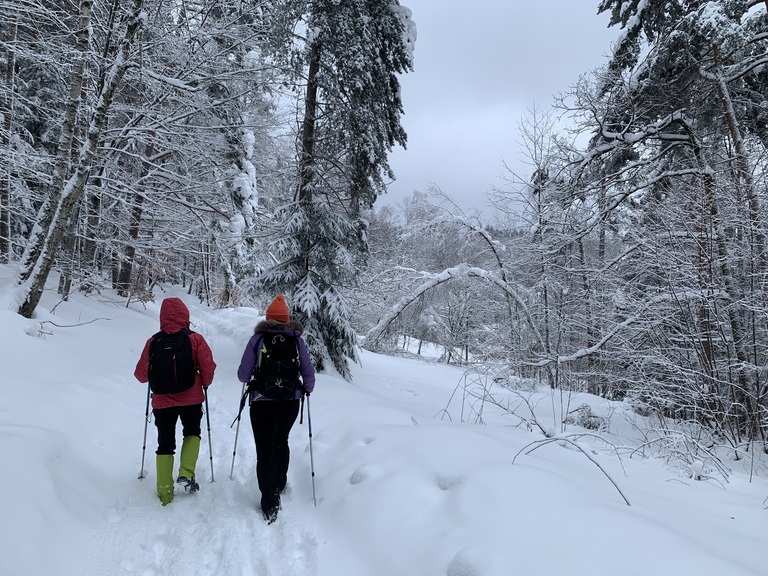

{"left": 237, "top": 294, "right": 316, "bottom": 523}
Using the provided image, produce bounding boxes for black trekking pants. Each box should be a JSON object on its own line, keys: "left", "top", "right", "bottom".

{"left": 153, "top": 403, "right": 203, "bottom": 455}
{"left": 249, "top": 399, "right": 300, "bottom": 514}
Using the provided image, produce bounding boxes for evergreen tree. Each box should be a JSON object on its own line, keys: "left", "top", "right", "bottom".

{"left": 259, "top": 0, "right": 415, "bottom": 378}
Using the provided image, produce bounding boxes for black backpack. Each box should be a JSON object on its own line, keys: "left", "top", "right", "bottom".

{"left": 148, "top": 329, "right": 197, "bottom": 395}
{"left": 248, "top": 333, "right": 302, "bottom": 400}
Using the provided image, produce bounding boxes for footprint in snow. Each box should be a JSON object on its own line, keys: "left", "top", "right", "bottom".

{"left": 350, "top": 466, "right": 368, "bottom": 485}
{"left": 103, "top": 503, "right": 122, "bottom": 523}
{"left": 447, "top": 547, "right": 488, "bottom": 576}
{"left": 152, "top": 539, "right": 168, "bottom": 561}
{"left": 435, "top": 474, "right": 462, "bottom": 491}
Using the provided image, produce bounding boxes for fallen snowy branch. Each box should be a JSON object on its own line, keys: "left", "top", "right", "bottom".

{"left": 39, "top": 317, "right": 115, "bottom": 329}
{"left": 513, "top": 436, "right": 632, "bottom": 506}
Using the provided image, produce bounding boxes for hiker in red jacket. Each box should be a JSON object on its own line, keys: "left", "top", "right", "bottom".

{"left": 134, "top": 297, "right": 216, "bottom": 505}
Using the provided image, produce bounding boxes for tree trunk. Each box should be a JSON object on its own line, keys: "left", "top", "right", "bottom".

{"left": 117, "top": 139, "right": 154, "bottom": 297}
{"left": 1, "top": 13, "right": 18, "bottom": 263}
{"left": 297, "top": 41, "right": 321, "bottom": 202}
{"left": 711, "top": 45, "right": 765, "bottom": 270}
{"left": 116, "top": 193, "right": 143, "bottom": 296}
{"left": 56, "top": 197, "right": 81, "bottom": 299}
{"left": 577, "top": 237, "right": 599, "bottom": 394}
{"left": 81, "top": 176, "right": 103, "bottom": 270}
{"left": 111, "top": 248, "right": 119, "bottom": 289}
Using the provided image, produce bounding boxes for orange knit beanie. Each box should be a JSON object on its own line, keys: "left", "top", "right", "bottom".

{"left": 266, "top": 294, "right": 290, "bottom": 322}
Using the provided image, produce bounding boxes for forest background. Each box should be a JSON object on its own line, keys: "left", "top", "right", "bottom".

{"left": 4, "top": 0, "right": 768, "bottom": 467}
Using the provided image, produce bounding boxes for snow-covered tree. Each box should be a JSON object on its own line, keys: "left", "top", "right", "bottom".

{"left": 542, "top": 0, "right": 768, "bottom": 443}
{"left": 2, "top": 0, "right": 296, "bottom": 313}
{"left": 13, "top": 0, "right": 146, "bottom": 318}
{"left": 258, "top": 0, "right": 415, "bottom": 378}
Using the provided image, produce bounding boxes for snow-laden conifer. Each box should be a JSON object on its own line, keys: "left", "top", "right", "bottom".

{"left": 256, "top": 0, "right": 414, "bottom": 378}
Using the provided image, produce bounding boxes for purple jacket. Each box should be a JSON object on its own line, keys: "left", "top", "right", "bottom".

{"left": 237, "top": 319, "right": 316, "bottom": 401}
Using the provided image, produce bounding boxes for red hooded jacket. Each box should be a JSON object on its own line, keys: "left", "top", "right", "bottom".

{"left": 134, "top": 298, "right": 216, "bottom": 409}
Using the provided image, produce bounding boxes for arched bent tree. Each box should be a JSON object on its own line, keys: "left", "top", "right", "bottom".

{"left": 364, "top": 264, "right": 651, "bottom": 377}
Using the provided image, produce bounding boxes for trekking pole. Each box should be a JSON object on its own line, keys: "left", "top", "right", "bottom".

{"left": 138, "top": 383, "right": 151, "bottom": 480}
{"left": 204, "top": 387, "right": 215, "bottom": 482}
{"left": 306, "top": 393, "right": 317, "bottom": 506}
{"left": 229, "top": 381, "right": 247, "bottom": 480}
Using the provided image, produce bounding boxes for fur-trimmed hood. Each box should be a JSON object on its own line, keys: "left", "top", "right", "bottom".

{"left": 237, "top": 318, "right": 315, "bottom": 394}
{"left": 254, "top": 319, "right": 304, "bottom": 335}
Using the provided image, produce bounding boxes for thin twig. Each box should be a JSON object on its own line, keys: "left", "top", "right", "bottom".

{"left": 513, "top": 436, "right": 632, "bottom": 506}
{"left": 39, "top": 317, "right": 114, "bottom": 328}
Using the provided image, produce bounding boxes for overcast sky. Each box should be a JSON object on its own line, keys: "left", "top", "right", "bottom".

{"left": 381, "top": 1, "right": 618, "bottom": 213}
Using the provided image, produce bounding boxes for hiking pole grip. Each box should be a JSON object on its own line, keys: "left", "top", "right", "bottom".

{"left": 230, "top": 381, "right": 247, "bottom": 480}
{"left": 138, "top": 382, "right": 151, "bottom": 480}
{"left": 306, "top": 393, "right": 316, "bottom": 506}
{"left": 204, "top": 387, "right": 214, "bottom": 482}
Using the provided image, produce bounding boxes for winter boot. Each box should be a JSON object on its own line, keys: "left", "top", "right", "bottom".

{"left": 177, "top": 435, "right": 200, "bottom": 493}
{"left": 156, "top": 454, "right": 174, "bottom": 506}
{"left": 263, "top": 505, "right": 279, "bottom": 524}
{"left": 262, "top": 491, "right": 280, "bottom": 524}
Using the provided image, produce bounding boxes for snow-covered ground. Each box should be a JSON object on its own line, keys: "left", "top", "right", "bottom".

{"left": 1, "top": 264, "right": 767, "bottom": 576}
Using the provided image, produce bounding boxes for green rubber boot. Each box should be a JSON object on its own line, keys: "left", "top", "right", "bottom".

{"left": 156, "top": 454, "right": 174, "bottom": 506}
{"left": 177, "top": 435, "right": 201, "bottom": 492}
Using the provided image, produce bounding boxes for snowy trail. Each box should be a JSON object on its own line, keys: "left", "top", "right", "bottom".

{"left": 95, "top": 476, "right": 320, "bottom": 576}
{"left": 89, "top": 301, "right": 321, "bottom": 576}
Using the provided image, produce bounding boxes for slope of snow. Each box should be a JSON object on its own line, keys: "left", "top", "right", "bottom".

{"left": 1, "top": 264, "right": 767, "bottom": 576}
